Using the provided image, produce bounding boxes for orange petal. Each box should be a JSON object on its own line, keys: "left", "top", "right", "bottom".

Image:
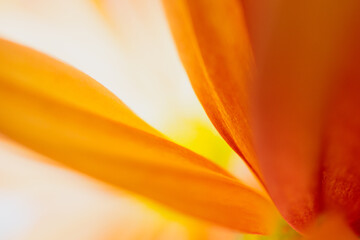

{"left": 162, "top": 0, "right": 261, "bottom": 179}
{"left": 319, "top": 1, "right": 360, "bottom": 234}
{"left": 323, "top": 81, "right": 360, "bottom": 234}
{"left": 0, "top": 38, "right": 159, "bottom": 137}
{"left": 240, "top": 0, "right": 360, "bottom": 231}
{"left": 0, "top": 38, "right": 277, "bottom": 234}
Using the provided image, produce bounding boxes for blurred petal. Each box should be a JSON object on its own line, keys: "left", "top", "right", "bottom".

{"left": 0, "top": 139, "right": 142, "bottom": 240}
{"left": 0, "top": 39, "right": 276, "bottom": 234}
{"left": 240, "top": 0, "right": 360, "bottom": 231}
{"left": 0, "top": 38, "right": 159, "bottom": 137}
{"left": 162, "top": 0, "right": 262, "bottom": 179}
{"left": 0, "top": 140, "right": 238, "bottom": 240}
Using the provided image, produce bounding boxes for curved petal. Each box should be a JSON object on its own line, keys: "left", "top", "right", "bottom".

{"left": 240, "top": 0, "right": 360, "bottom": 232}
{"left": 0, "top": 38, "right": 159, "bottom": 137}
{"left": 161, "top": 0, "right": 262, "bottom": 179}
{"left": 0, "top": 39, "right": 277, "bottom": 234}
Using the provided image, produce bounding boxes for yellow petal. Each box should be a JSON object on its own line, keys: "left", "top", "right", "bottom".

{"left": 0, "top": 38, "right": 159, "bottom": 137}
{"left": 162, "top": 0, "right": 261, "bottom": 179}
{"left": 239, "top": 0, "right": 360, "bottom": 231}
{"left": 0, "top": 38, "right": 276, "bottom": 234}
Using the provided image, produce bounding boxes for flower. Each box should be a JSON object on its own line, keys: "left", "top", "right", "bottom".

{"left": 0, "top": 0, "right": 359, "bottom": 239}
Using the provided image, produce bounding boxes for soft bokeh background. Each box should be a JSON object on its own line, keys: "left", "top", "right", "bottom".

{"left": 0, "top": 0, "right": 261, "bottom": 239}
